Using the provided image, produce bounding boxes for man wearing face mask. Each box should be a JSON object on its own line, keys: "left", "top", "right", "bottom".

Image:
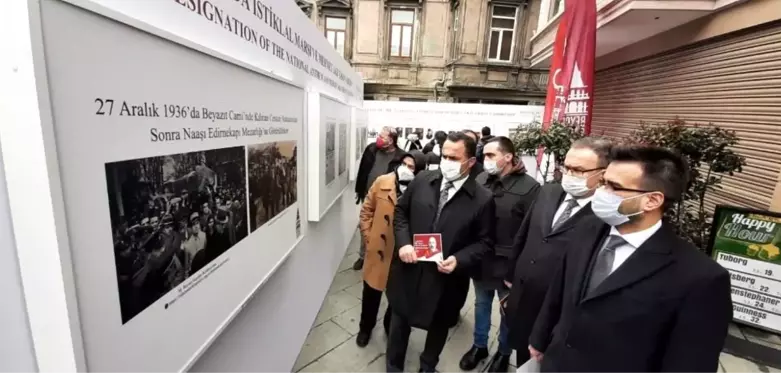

{"left": 528, "top": 145, "right": 732, "bottom": 372}
{"left": 460, "top": 136, "right": 540, "bottom": 372}
{"left": 502, "top": 137, "right": 611, "bottom": 366}
{"left": 386, "top": 132, "right": 495, "bottom": 372}
{"left": 355, "top": 127, "right": 405, "bottom": 270}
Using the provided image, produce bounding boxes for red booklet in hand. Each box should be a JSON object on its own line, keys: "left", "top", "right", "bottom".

{"left": 413, "top": 233, "right": 443, "bottom": 262}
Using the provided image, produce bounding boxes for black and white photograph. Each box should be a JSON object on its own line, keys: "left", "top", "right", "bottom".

{"left": 248, "top": 141, "right": 298, "bottom": 231}
{"left": 325, "top": 121, "right": 336, "bottom": 184}
{"left": 355, "top": 127, "right": 367, "bottom": 162}
{"left": 105, "top": 146, "right": 249, "bottom": 324}
{"left": 338, "top": 121, "right": 348, "bottom": 176}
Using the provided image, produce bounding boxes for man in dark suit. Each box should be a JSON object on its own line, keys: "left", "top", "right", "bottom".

{"left": 502, "top": 137, "right": 612, "bottom": 366}
{"left": 529, "top": 145, "right": 732, "bottom": 372}
{"left": 460, "top": 137, "right": 540, "bottom": 373}
{"left": 386, "top": 132, "right": 495, "bottom": 372}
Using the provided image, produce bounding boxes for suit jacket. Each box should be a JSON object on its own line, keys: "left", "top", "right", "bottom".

{"left": 504, "top": 184, "right": 602, "bottom": 350}
{"left": 530, "top": 223, "right": 733, "bottom": 372}
{"left": 386, "top": 170, "right": 495, "bottom": 329}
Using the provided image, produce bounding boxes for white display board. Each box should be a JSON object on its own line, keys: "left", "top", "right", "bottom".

{"left": 350, "top": 107, "right": 368, "bottom": 181}
{"left": 307, "top": 93, "right": 351, "bottom": 221}
{"left": 365, "top": 101, "right": 543, "bottom": 143}
{"left": 0, "top": 0, "right": 361, "bottom": 371}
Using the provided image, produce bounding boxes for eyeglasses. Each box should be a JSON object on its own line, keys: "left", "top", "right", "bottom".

{"left": 559, "top": 165, "right": 604, "bottom": 178}
{"left": 598, "top": 179, "right": 655, "bottom": 194}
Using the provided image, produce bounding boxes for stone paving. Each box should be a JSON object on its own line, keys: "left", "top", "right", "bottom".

{"left": 294, "top": 231, "right": 781, "bottom": 372}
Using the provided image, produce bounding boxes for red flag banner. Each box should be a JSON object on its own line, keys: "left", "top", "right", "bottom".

{"left": 536, "top": 0, "right": 597, "bottom": 179}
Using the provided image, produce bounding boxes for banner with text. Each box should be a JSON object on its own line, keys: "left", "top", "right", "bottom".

{"left": 708, "top": 205, "right": 781, "bottom": 334}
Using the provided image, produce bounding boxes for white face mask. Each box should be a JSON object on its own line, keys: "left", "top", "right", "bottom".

{"left": 396, "top": 165, "right": 415, "bottom": 181}
{"left": 561, "top": 174, "right": 591, "bottom": 197}
{"left": 440, "top": 159, "right": 465, "bottom": 181}
{"left": 591, "top": 187, "right": 647, "bottom": 226}
{"left": 484, "top": 160, "right": 500, "bottom": 175}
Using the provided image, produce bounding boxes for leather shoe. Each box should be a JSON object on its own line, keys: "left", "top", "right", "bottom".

{"left": 355, "top": 331, "right": 370, "bottom": 347}
{"left": 486, "top": 352, "right": 511, "bottom": 373}
{"left": 459, "top": 346, "right": 488, "bottom": 371}
{"left": 352, "top": 258, "right": 364, "bottom": 270}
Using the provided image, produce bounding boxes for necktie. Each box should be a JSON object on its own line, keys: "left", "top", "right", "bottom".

{"left": 552, "top": 198, "right": 579, "bottom": 231}
{"left": 435, "top": 181, "right": 454, "bottom": 223}
{"left": 586, "top": 236, "right": 626, "bottom": 294}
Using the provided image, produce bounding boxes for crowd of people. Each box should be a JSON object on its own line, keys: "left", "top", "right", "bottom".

{"left": 109, "top": 151, "right": 248, "bottom": 323}
{"left": 248, "top": 143, "right": 298, "bottom": 230}
{"left": 353, "top": 126, "right": 732, "bottom": 372}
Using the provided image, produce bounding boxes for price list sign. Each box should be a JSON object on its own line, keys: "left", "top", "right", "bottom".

{"left": 708, "top": 206, "right": 781, "bottom": 334}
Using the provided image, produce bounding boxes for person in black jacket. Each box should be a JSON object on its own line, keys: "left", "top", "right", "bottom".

{"left": 459, "top": 137, "right": 540, "bottom": 373}
{"left": 422, "top": 130, "right": 447, "bottom": 155}
{"left": 528, "top": 145, "right": 732, "bottom": 372}
{"left": 502, "top": 137, "right": 612, "bottom": 366}
{"left": 354, "top": 127, "right": 405, "bottom": 270}
{"left": 386, "top": 132, "right": 495, "bottom": 373}
{"left": 476, "top": 126, "right": 494, "bottom": 164}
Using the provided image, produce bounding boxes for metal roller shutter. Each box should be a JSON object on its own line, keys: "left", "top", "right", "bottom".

{"left": 591, "top": 21, "right": 781, "bottom": 211}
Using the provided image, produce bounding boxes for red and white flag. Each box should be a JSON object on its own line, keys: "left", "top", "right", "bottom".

{"left": 537, "top": 0, "right": 597, "bottom": 178}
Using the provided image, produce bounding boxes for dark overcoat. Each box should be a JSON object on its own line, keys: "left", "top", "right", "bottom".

{"left": 386, "top": 170, "right": 495, "bottom": 329}
{"left": 530, "top": 224, "right": 732, "bottom": 372}
{"left": 473, "top": 169, "right": 540, "bottom": 288}
{"left": 504, "top": 184, "right": 602, "bottom": 350}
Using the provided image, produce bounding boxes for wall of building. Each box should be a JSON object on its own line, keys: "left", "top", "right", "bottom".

{"left": 192, "top": 193, "right": 359, "bottom": 371}
{"left": 591, "top": 1, "right": 781, "bottom": 212}
{"left": 302, "top": 0, "right": 548, "bottom": 103}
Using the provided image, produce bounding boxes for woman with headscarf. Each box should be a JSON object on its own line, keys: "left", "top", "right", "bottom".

{"left": 356, "top": 151, "right": 426, "bottom": 347}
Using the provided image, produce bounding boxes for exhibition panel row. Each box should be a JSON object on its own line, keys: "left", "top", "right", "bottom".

{"left": 2, "top": 0, "right": 362, "bottom": 371}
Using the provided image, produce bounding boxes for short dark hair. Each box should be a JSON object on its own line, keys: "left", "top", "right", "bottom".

{"left": 446, "top": 131, "right": 478, "bottom": 159}
{"left": 485, "top": 136, "right": 515, "bottom": 157}
{"left": 610, "top": 145, "right": 690, "bottom": 202}
{"left": 434, "top": 130, "right": 447, "bottom": 145}
{"left": 462, "top": 129, "right": 479, "bottom": 140}
{"left": 481, "top": 126, "right": 491, "bottom": 136}
{"left": 570, "top": 137, "right": 613, "bottom": 168}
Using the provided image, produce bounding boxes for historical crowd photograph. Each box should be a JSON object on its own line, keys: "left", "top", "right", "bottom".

{"left": 106, "top": 146, "right": 249, "bottom": 324}
{"left": 325, "top": 122, "right": 336, "bottom": 184}
{"left": 338, "top": 121, "right": 348, "bottom": 176}
{"left": 248, "top": 141, "right": 298, "bottom": 231}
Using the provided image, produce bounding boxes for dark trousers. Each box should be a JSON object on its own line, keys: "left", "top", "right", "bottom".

{"left": 515, "top": 346, "right": 531, "bottom": 367}
{"left": 386, "top": 312, "right": 449, "bottom": 372}
{"left": 360, "top": 281, "right": 392, "bottom": 333}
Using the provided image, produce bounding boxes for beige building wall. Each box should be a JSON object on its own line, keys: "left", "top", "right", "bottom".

{"left": 590, "top": 0, "right": 781, "bottom": 211}
{"left": 297, "top": 0, "right": 548, "bottom": 104}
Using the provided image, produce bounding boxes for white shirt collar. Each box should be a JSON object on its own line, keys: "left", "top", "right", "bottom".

{"left": 609, "top": 220, "right": 663, "bottom": 249}
{"left": 563, "top": 193, "right": 594, "bottom": 208}
{"left": 443, "top": 175, "right": 468, "bottom": 192}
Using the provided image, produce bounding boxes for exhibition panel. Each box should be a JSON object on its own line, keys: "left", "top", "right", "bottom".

{"left": 41, "top": 1, "right": 307, "bottom": 370}
{"left": 307, "top": 93, "right": 352, "bottom": 221}
{"left": 0, "top": 0, "right": 363, "bottom": 370}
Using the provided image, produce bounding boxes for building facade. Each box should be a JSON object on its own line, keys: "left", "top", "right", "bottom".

{"left": 529, "top": 0, "right": 781, "bottom": 211}
{"left": 297, "top": 0, "right": 549, "bottom": 104}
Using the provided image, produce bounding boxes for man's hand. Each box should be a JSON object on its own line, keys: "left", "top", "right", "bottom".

{"left": 399, "top": 245, "right": 417, "bottom": 263}
{"left": 503, "top": 280, "right": 512, "bottom": 289}
{"left": 355, "top": 194, "right": 362, "bottom": 204}
{"left": 528, "top": 345, "right": 543, "bottom": 362}
{"left": 437, "top": 255, "right": 457, "bottom": 274}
